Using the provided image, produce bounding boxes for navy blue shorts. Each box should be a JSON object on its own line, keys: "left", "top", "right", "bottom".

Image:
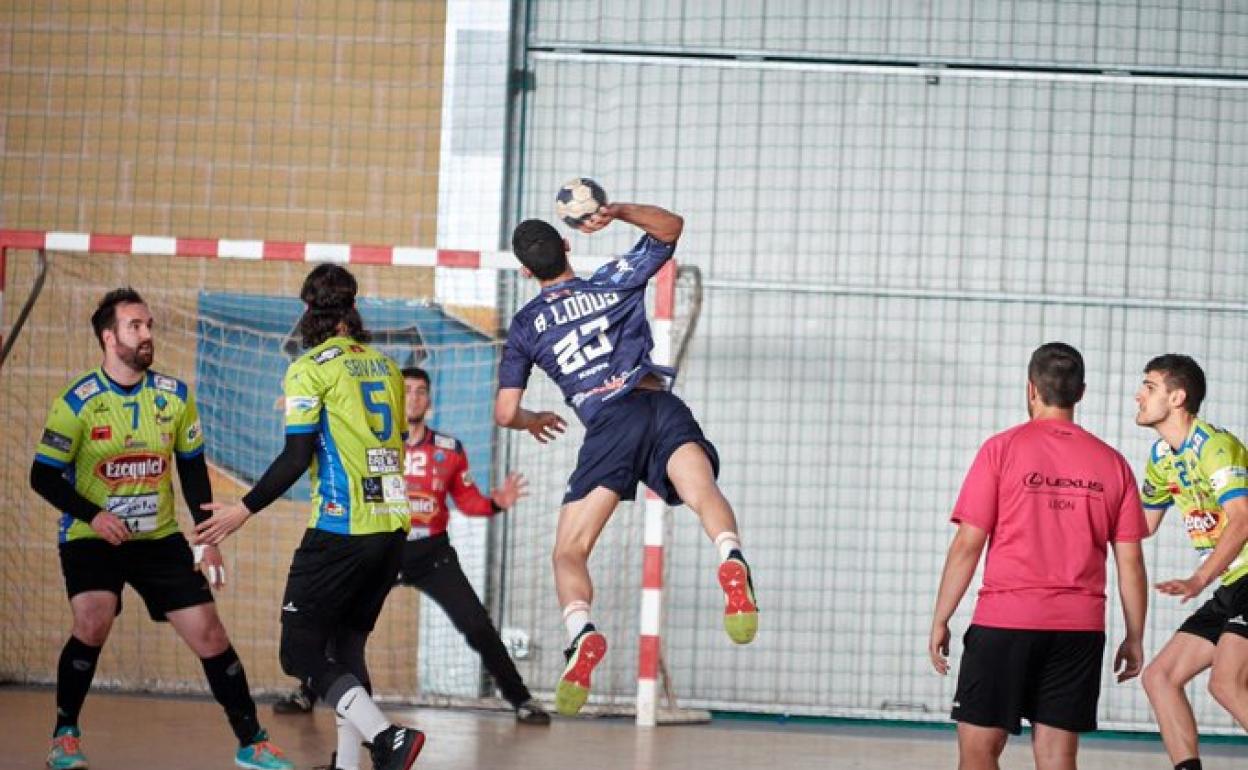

{"left": 563, "top": 389, "right": 719, "bottom": 505}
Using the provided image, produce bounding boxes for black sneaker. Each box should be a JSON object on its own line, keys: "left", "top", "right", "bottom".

{"left": 369, "top": 725, "right": 425, "bottom": 770}
{"left": 514, "top": 699, "right": 551, "bottom": 726}
{"left": 272, "top": 687, "right": 316, "bottom": 714}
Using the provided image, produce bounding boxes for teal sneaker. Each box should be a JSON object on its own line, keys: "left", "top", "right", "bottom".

{"left": 47, "top": 726, "right": 88, "bottom": 770}
{"left": 235, "top": 730, "right": 293, "bottom": 770}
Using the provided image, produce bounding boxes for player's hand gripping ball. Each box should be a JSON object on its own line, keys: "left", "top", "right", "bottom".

{"left": 555, "top": 177, "right": 607, "bottom": 228}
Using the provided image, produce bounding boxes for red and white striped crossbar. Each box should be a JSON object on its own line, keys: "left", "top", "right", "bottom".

{"left": 0, "top": 228, "right": 615, "bottom": 272}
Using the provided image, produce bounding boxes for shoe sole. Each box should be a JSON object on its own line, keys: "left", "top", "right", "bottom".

{"left": 234, "top": 757, "right": 294, "bottom": 770}
{"left": 554, "top": 632, "right": 608, "bottom": 716}
{"left": 718, "top": 560, "right": 758, "bottom": 644}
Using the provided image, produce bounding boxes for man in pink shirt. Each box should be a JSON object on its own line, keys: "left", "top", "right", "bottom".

{"left": 929, "top": 342, "right": 1150, "bottom": 770}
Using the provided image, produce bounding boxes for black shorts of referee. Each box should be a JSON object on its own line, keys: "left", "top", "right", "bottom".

{"left": 951, "top": 624, "right": 1105, "bottom": 734}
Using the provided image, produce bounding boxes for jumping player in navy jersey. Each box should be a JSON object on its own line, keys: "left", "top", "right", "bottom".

{"left": 496, "top": 200, "right": 758, "bottom": 716}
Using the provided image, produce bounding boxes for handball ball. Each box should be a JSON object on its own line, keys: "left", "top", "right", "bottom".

{"left": 555, "top": 177, "right": 607, "bottom": 228}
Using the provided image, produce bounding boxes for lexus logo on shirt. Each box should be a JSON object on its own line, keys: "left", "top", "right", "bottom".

{"left": 1023, "top": 472, "right": 1104, "bottom": 493}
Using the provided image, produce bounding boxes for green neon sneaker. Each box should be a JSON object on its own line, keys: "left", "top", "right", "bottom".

{"left": 47, "top": 727, "right": 88, "bottom": 770}
{"left": 235, "top": 730, "right": 294, "bottom": 770}
{"left": 554, "top": 624, "right": 608, "bottom": 716}
{"left": 718, "top": 551, "right": 758, "bottom": 644}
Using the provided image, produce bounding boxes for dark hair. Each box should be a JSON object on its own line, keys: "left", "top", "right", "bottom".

{"left": 511, "top": 219, "right": 568, "bottom": 280}
{"left": 1144, "top": 353, "right": 1206, "bottom": 415}
{"left": 400, "top": 366, "right": 430, "bottom": 386}
{"left": 90, "top": 287, "right": 146, "bottom": 349}
{"left": 297, "top": 264, "right": 370, "bottom": 348}
{"left": 1028, "top": 342, "right": 1085, "bottom": 408}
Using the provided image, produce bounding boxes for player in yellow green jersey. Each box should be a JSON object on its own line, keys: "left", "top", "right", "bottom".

{"left": 29, "top": 288, "right": 291, "bottom": 770}
{"left": 1134, "top": 354, "right": 1248, "bottom": 770}
{"left": 195, "top": 265, "right": 425, "bottom": 770}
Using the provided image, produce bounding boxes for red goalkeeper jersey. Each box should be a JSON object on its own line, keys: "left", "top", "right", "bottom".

{"left": 404, "top": 428, "right": 496, "bottom": 538}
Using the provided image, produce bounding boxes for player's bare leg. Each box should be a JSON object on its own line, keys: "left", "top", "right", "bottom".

{"left": 666, "top": 442, "right": 758, "bottom": 644}
{"left": 68, "top": 592, "right": 117, "bottom": 648}
{"left": 168, "top": 605, "right": 291, "bottom": 770}
{"left": 1141, "top": 633, "right": 1216, "bottom": 765}
{"left": 665, "top": 442, "right": 738, "bottom": 539}
{"left": 955, "top": 723, "right": 1007, "bottom": 770}
{"left": 1208, "top": 633, "right": 1248, "bottom": 730}
{"left": 551, "top": 486, "right": 619, "bottom": 715}
{"left": 1031, "top": 723, "right": 1078, "bottom": 770}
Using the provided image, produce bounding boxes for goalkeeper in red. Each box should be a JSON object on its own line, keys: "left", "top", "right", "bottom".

{"left": 30, "top": 288, "right": 291, "bottom": 770}
{"left": 497, "top": 199, "right": 758, "bottom": 717}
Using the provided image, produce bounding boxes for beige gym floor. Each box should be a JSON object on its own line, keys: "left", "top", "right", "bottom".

{"left": 2, "top": 687, "right": 1243, "bottom": 769}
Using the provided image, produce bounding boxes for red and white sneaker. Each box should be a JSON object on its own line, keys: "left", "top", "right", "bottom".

{"left": 718, "top": 551, "right": 758, "bottom": 644}
{"left": 554, "top": 624, "right": 608, "bottom": 716}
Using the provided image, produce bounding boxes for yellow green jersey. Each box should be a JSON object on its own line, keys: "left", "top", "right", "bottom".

{"left": 35, "top": 367, "right": 204, "bottom": 543}
{"left": 284, "top": 336, "right": 410, "bottom": 535}
{"left": 1141, "top": 418, "right": 1248, "bottom": 585}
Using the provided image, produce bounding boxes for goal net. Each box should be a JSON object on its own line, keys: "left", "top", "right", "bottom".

{"left": 0, "top": 231, "right": 691, "bottom": 721}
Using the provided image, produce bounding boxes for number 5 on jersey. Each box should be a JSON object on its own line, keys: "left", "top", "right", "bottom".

{"left": 360, "top": 382, "right": 393, "bottom": 441}
{"left": 555, "top": 316, "right": 613, "bottom": 375}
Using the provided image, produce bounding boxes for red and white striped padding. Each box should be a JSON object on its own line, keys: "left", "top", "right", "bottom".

{"left": 0, "top": 228, "right": 613, "bottom": 272}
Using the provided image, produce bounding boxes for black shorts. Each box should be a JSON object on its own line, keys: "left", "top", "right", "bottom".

{"left": 952, "top": 625, "right": 1105, "bottom": 734}
{"left": 396, "top": 532, "right": 455, "bottom": 585}
{"left": 281, "top": 528, "right": 405, "bottom": 634}
{"left": 1178, "top": 576, "right": 1248, "bottom": 643}
{"left": 59, "top": 533, "right": 213, "bottom": 622}
{"left": 563, "top": 389, "right": 719, "bottom": 505}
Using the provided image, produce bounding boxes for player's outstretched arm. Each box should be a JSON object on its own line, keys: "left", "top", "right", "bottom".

{"left": 194, "top": 432, "right": 316, "bottom": 545}
{"left": 494, "top": 387, "right": 566, "bottom": 444}
{"left": 579, "top": 203, "right": 684, "bottom": 244}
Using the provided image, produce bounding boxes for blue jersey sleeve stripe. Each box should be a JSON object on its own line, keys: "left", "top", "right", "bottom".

{"left": 176, "top": 446, "right": 205, "bottom": 460}
{"left": 1142, "top": 502, "right": 1171, "bottom": 510}
{"left": 63, "top": 374, "right": 103, "bottom": 415}
{"left": 35, "top": 453, "right": 69, "bottom": 469}
{"left": 1216, "top": 488, "right": 1248, "bottom": 506}
{"left": 286, "top": 425, "right": 318, "bottom": 435}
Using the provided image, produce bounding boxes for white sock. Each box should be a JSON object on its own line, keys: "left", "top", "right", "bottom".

{"left": 334, "top": 685, "right": 389, "bottom": 743}
{"left": 714, "top": 532, "right": 742, "bottom": 562}
{"left": 562, "top": 600, "right": 591, "bottom": 642}
{"left": 335, "top": 715, "right": 364, "bottom": 770}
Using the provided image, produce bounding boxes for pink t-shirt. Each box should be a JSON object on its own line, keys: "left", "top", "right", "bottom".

{"left": 952, "top": 418, "right": 1147, "bottom": 631}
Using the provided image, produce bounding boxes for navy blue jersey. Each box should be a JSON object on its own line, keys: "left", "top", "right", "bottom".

{"left": 499, "top": 234, "right": 677, "bottom": 425}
